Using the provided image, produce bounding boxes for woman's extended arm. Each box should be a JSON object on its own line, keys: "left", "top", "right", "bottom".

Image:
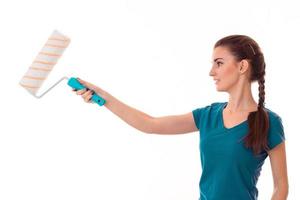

{"left": 74, "top": 78, "right": 198, "bottom": 134}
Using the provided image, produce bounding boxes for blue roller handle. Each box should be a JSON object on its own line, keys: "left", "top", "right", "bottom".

{"left": 67, "top": 77, "right": 106, "bottom": 106}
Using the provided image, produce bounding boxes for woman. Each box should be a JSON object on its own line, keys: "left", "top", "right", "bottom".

{"left": 73, "top": 35, "right": 288, "bottom": 200}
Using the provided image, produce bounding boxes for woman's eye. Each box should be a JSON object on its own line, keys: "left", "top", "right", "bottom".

{"left": 217, "top": 62, "right": 223, "bottom": 66}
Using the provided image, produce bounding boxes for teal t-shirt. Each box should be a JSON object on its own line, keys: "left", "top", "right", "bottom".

{"left": 192, "top": 102, "right": 285, "bottom": 200}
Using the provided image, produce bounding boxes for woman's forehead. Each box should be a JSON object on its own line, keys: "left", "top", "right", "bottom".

{"left": 212, "top": 46, "right": 234, "bottom": 61}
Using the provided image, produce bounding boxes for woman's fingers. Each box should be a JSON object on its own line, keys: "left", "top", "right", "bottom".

{"left": 86, "top": 92, "right": 94, "bottom": 103}
{"left": 82, "top": 90, "right": 94, "bottom": 103}
{"left": 82, "top": 89, "right": 92, "bottom": 98}
{"left": 76, "top": 88, "right": 87, "bottom": 95}
{"left": 71, "top": 88, "right": 93, "bottom": 103}
{"left": 71, "top": 78, "right": 99, "bottom": 104}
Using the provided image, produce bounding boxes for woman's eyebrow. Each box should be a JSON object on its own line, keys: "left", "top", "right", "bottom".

{"left": 213, "top": 58, "right": 224, "bottom": 62}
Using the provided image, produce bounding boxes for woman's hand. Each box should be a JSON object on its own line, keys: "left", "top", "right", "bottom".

{"left": 72, "top": 78, "right": 103, "bottom": 103}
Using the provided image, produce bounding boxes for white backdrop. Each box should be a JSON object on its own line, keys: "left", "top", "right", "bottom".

{"left": 0, "top": 0, "right": 299, "bottom": 199}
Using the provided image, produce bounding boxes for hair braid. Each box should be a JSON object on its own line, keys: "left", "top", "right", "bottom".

{"left": 258, "top": 70, "right": 266, "bottom": 109}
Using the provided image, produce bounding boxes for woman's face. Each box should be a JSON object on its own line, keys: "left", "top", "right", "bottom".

{"left": 209, "top": 46, "right": 244, "bottom": 92}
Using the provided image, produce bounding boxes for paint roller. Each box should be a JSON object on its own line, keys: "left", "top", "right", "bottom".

{"left": 19, "top": 30, "right": 106, "bottom": 106}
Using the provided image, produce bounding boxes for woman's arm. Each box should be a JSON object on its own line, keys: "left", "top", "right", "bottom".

{"left": 74, "top": 78, "right": 198, "bottom": 134}
{"left": 268, "top": 142, "right": 289, "bottom": 200}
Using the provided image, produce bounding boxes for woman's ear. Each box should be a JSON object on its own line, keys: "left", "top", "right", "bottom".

{"left": 239, "top": 59, "right": 250, "bottom": 74}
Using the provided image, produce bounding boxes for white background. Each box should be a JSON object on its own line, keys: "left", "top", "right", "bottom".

{"left": 0, "top": 0, "right": 299, "bottom": 199}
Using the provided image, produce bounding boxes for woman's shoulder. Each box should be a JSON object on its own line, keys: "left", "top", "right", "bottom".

{"left": 198, "top": 101, "right": 225, "bottom": 109}
{"left": 264, "top": 107, "right": 285, "bottom": 136}
{"left": 264, "top": 107, "right": 285, "bottom": 149}
{"left": 193, "top": 102, "right": 225, "bottom": 116}
{"left": 264, "top": 107, "right": 282, "bottom": 121}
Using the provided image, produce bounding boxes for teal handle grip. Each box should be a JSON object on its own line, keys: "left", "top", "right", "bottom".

{"left": 67, "top": 77, "right": 106, "bottom": 106}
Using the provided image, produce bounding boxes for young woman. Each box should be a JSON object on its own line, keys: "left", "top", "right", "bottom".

{"left": 73, "top": 35, "right": 288, "bottom": 200}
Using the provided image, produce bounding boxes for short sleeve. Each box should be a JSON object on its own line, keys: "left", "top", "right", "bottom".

{"left": 192, "top": 107, "right": 205, "bottom": 130}
{"left": 268, "top": 116, "right": 285, "bottom": 150}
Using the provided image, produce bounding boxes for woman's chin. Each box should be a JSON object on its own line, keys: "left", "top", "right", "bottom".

{"left": 215, "top": 85, "right": 225, "bottom": 91}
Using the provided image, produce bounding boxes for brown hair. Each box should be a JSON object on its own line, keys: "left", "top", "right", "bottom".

{"left": 214, "top": 35, "right": 270, "bottom": 155}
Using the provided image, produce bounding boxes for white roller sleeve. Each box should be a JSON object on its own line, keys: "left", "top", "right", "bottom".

{"left": 19, "top": 30, "right": 70, "bottom": 95}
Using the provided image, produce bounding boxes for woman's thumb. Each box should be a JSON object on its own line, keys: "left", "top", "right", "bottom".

{"left": 77, "top": 78, "right": 97, "bottom": 91}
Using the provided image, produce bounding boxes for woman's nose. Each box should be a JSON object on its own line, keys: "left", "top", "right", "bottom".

{"left": 209, "top": 67, "right": 215, "bottom": 77}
